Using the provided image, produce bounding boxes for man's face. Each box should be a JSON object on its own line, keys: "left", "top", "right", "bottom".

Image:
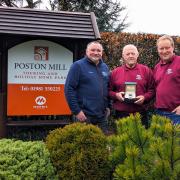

{"left": 86, "top": 43, "right": 103, "bottom": 64}
{"left": 157, "top": 39, "right": 174, "bottom": 62}
{"left": 122, "top": 46, "right": 139, "bottom": 68}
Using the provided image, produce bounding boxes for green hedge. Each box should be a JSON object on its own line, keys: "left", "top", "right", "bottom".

{"left": 0, "top": 139, "right": 57, "bottom": 179}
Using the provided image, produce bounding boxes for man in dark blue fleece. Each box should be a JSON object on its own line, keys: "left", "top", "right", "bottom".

{"left": 65, "top": 41, "right": 110, "bottom": 133}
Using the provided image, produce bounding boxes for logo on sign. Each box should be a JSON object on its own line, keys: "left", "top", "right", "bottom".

{"left": 35, "top": 96, "right": 46, "bottom": 105}
{"left": 34, "top": 46, "right": 48, "bottom": 61}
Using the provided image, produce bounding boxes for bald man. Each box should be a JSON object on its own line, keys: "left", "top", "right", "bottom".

{"left": 109, "top": 44, "right": 155, "bottom": 128}
{"left": 65, "top": 41, "right": 110, "bottom": 134}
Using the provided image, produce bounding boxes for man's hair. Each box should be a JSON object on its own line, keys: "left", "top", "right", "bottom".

{"left": 122, "top": 44, "right": 139, "bottom": 55}
{"left": 157, "top": 35, "right": 174, "bottom": 47}
{"left": 86, "top": 41, "right": 103, "bottom": 50}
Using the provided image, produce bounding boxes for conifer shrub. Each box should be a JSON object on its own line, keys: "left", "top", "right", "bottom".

{"left": 108, "top": 114, "right": 180, "bottom": 180}
{"left": 46, "top": 122, "right": 110, "bottom": 180}
{"left": 0, "top": 139, "right": 57, "bottom": 179}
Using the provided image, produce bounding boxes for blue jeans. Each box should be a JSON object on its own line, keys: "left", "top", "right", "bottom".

{"left": 155, "top": 109, "right": 180, "bottom": 124}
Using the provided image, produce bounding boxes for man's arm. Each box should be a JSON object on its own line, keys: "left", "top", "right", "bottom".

{"left": 65, "top": 63, "right": 81, "bottom": 115}
{"left": 143, "top": 68, "right": 155, "bottom": 102}
{"left": 109, "top": 70, "right": 125, "bottom": 101}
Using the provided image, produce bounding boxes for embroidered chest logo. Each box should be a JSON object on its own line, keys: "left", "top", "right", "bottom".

{"left": 102, "top": 71, "right": 108, "bottom": 77}
{"left": 136, "top": 74, "right": 142, "bottom": 80}
{"left": 166, "top": 68, "right": 173, "bottom": 74}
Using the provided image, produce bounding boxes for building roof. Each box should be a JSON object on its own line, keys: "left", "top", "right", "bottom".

{"left": 0, "top": 6, "right": 100, "bottom": 39}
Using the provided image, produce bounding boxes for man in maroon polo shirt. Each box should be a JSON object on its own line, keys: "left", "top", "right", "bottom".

{"left": 154, "top": 35, "right": 180, "bottom": 124}
{"left": 109, "top": 44, "right": 155, "bottom": 128}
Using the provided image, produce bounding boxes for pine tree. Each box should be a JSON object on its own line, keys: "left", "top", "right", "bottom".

{"left": 48, "top": 0, "right": 129, "bottom": 32}
{"left": 0, "top": 0, "right": 42, "bottom": 8}
{"left": 108, "top": 114, "right": 180, "bottom": 180}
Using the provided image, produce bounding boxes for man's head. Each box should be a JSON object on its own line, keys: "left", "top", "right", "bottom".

{"left": 86, "top": 41, "right": 103, "bottom": 64}
{"left": 122, "top": 44, "right": 139, "bottom": 68}
{"left": 157, "top": 35, "right": 174, "bottom": 63}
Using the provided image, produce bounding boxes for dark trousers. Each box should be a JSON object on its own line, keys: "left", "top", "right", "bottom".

{"left": 114, "top": 111, "right": 148, "bottom": 128}
{"left": 86, "top": 115, "right": 108, "bottom": 134}
{"left": 73, "top": 115, "right": 109, "bottom": 134}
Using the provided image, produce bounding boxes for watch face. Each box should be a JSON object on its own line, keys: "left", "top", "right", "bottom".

{"left": 125, "top": 92, "right": 136, "bottom": 99}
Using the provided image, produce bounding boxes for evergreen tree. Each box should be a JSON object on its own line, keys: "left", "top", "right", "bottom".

{"left": 24, "top": 0, "right": 42, "bottom": 8}
{"left": 0, "top": 0, "right": 17, "bottom": 7}
{"left": 108, "top": 114, "right": 180, "bottom": 179}
{"left": 0, "top": 0, "right": 42, "bottom": 8}
{"left": 48, "top": 0, "right": 129, "bottom": 32}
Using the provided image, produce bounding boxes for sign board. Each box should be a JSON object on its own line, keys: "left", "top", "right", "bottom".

{"left": 8, "top": 40, "right": 72, "bottom": 115}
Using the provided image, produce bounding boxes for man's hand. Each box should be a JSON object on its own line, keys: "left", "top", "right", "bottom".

{"left": 134, "top": 95, "right": 145, "bottom": 105}
{"left": 105, "top": 108, "right": 110, "bottom": 117}
{"left": 76, "top": 111, "right": 87, "bottom": 122}
{"left": 172, "top": 105, "right": 180, "bottom": 115}
{"left": 116, "top": 92, "right": 125, "bottom": 101}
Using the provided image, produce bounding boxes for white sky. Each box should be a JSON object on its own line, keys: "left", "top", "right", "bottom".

{"left": 121, "top": 0, "right": 180, "bottom": 36}
{"left": 39, "top": 0, "right": 179, "bottom": 36}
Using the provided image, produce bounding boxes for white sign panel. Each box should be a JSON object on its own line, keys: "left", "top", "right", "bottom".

{"left": 8, "top": 40, "right": 73, "bottom": 84}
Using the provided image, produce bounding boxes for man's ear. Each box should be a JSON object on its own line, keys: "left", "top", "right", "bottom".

{"left": 137, "top": 52, "right": 139, "bottom": 58}
{"left": 122, "top": 54, "right": 124, "bottom": 60}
